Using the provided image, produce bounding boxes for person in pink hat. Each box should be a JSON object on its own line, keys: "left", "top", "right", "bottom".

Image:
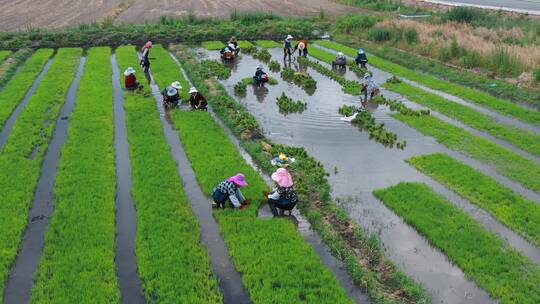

{"left": 212, "top": 173, "right": 250, "bottom": 209}
{"left": 140, "top": 40, "right": 153, "bottom": 73}
{"left": 267, "top": 168, "right": 298, "bottom": 216}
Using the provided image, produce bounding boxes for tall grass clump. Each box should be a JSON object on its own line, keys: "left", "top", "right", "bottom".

{"left": 375, "top": 182, "right": 540, "bottom": 304}
{"left": 332, "top": 15, "right": 381, "bottom": 34}
{"left": 490, "top": 46, "right": 524, "bottom": 77}
{"left": 0, "top": 49, "right": 53, "bottom": 128}
{"left": 368, "top": 27, "right": 391, "bottom": 42}
{"left": 0, "top": 48, "right": 81, "bottom": 300}
{"left": 116, "top": 45, "right": 223, "bottom": 302}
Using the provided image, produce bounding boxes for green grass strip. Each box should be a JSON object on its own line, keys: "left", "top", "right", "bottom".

{"left": 409, "top": 153, "right": 540, "bottom": 248}
{"left": 315, "top": 40, "right": 540, "bottom": 128}
{"left": 237, "top": 40, "right": 254, "bottom": 48}
{"left": 394, "top": 113, "right": 540, "bottom": 194}
{"left": 385, "top": 81, "right": 540, "bottom": 158}
{"left": 0, "top": 48, "right": 53, "bottom": 128}
{"left": 255, "top": 40, "right": 282, "bottom": 48}
{"left": 0, "top": 47, "right": 80, "bottom": 299}
{"left": 0, "top": 51, "right": 10, "bottom": 64}
{"left": 202, "top": 40, "right": 226, "bottom": 50}
{"left": 31, "top": 47, "right": 117, "bottom": 303}
{"left": 150, "top": 45, "right": 190, "bottom": 99}
{"left": 374, "top": 182, "right": 540, "bottom": 304}
{"left": 116, "top": 45, "right": 223, "bottom": 302}
{"left": 307, "top": 46, "right": 336, "bottom": 64}
{"left": 171, "top": 111, "right": 354, "bottom": 303}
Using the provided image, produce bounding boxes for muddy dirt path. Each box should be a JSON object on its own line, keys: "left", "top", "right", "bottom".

{"left": 146, "top": 72, "right": 251, "bottom": 304}
{"left": 168, "top": 51, "right": 370, "bottom": 302}
{"left": 3, "top": 57, "right": 85, "bottom": 304}
{"left": 0, "top": 58, "right": 53, "bottom": 150}
{"left": 199, "top": 47, "right": 540, "bottom": 303}
{"left": 111, "top": 55, "right": 146, "bottom": 304}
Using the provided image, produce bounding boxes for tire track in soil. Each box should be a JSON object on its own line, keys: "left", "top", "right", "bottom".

{"left": 111, "top": 54, "right": 146, "bottom": 304}
{"left": 3, "top": 56, "right": 85, "bottom": 304}
{"left": 168, "top": 50, "right": 371, "bottom": 304}
{"left": 0, "top": 58, "right": 53, "bottom": 150}
{"left": 146, "top": 69, "right": 251, "bottom": 304}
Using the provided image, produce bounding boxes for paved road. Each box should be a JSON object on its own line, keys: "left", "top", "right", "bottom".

{"left": 423, "top": 0, "right": 540, "bottom": 14}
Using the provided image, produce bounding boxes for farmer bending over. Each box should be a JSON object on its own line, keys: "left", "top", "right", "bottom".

{"left": 229, "top": 36, "right": 240, "bottom": 55}
{"left": 267, "top": 168, "right": 298, "bottom": 216}
{"left": 124, "top": 67, "right": 143, "bottom": 90}
{"left": 212, "top": 173, "right": 251, "bottom": 209}
{"left": 253, "top": 65, "right": 269, "bottom": 86}
{"left": 189, "top": 87, "right": 208, "bottom": 111}
{"left": 332, "top": 52, "right": 347, "bottom": 69}
{"left": 294, "top": 37, "right": 309, "bottom": 57}
{"left": 361, "top": 75, "right": 380, "bottom": 102}
{"left": 355, "top": 48, "right": 368, "bottom": 69}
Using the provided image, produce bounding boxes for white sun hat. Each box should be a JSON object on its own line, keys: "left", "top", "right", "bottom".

{"left": 338, "top": 52, "right": 344, "bottom": 56}
{"left": 167, "top": 87, "right": 178, "bottom": 97}
{"left": 171, "top": 81, "right": 182, "bottom": 90}
{"left": 124, "top": 67, "right": 136, "bottom": 76}
{"left": 286, "top": 34, "right": 293, "bottom": 40}
{"left": 189, "top": 87, "right": 198, "bottom": 94}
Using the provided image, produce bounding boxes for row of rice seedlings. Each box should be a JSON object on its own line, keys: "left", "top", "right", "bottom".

{"left": 297, "top": 55, "right": 361, "bottom": 95}
{"left": 409, "top": 153, "right": 540, "bottom": 248}
{"left": 171, "top": 111, "right": 354, "bottom": 304}
{"left": 280, "top": 67, "right": 316, "bottom": 95}
{"left": 374, "top": 182, "right": 540, "bottom": 304}
{"left": 171, "top": 45, "right": 431, "bottom": 303}
{"left": 150, "top": 45, "right": 191, "bottom": 98}
{"left": 0, "top": 49, "right": 33, "bottom": 89}
{"left": 384, "top": 80, "right": 540, "bottom": 158}
{"left": 393, "top": 111, "right": 540, "bottom": 195}
{"left": 276, "top": 92, "right": 307, "bottom": 114}
{"left": 151, "top": 45, "right": 354, "bottom": 303}
{"left": 0, "top": 47, "right": 81, "bottom": 299}
{"left": 116, "top": 45, "right": 223, "bottom": 303}
{"left": 315, "top": 40, "right": 540, "bottom": 128}
{"left": 0, "top": 48, "right": 53, "bottom": 128}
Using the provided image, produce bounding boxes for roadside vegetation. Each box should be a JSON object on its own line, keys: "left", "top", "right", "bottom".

{"left": 31, "top": 47, "right": 117, "bottom": 303}
{"left": 375, "top": 182, "right": 540, "bottom": 304}
{"left": 409, "top": 153, "right": 540, "bottom": 248}
{"left": 0, "top": 49, "right": 53, "bottom": 128}
{"left": 384, "top": 80, "right": 540, "bottom": 157}
{"left": 117, "top": 45, "right": 223, "bottom": 303}
{"left": 172, "top": 44, "right": 431, "bottom": 303}
{"left": 0, "top": 47, "right": 81, "bottom": 300}
{"left": 316, "top": 40, "right": 540, "bottom": 125}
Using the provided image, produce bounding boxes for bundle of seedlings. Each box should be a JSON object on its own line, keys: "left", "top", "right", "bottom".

{"left": 338, "top": 105, "right": 356, "bottom": 117}
{"left": 386, "top": 75, "right": 402, "bottom": 84}
{"left": 253, "top": 48, "right": 272, "bottom": 63}
{"left": 298, "top": 56, "right": 360, "bottom": 95}
{"left": 373, "top": 95, "right": 430, "bottom": 116}
{"left": 276, "top": 92, "right": 307, "bottom": 114}
{"left": 234, "top": 80, "right": 248, "bottom": 96}
{"left": 268, "top": 60, "right": 281, "bottom": 72}
{"left": 242, "top": 45, "right": 257, "bottom": 55}
{"left": 199, "top": 59, "right": 231, "bottom": 79}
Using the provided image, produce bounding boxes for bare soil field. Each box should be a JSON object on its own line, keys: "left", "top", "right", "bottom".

{"left": 0, "top": 0, "right": 363, "bottom": 31}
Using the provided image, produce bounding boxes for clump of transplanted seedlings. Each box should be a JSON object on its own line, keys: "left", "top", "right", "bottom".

{"left": 386, "top": 75, "right": 402, "bottom": 84}
{"left": 253, "top": 48, "right": 272, "bottom": 63}
{"left": 281, "top": 67, "right": 317, "bottom": 94}
{"left": 373, "top": 95, "right": 430, "bottom": 116}
{"left": 268, "top": 60, "right": 281, "bottom": 72}
{"left": 276, "top": 92, "right": 307, "bottom": 115}
{"left": 200, "top": 59, "right": 231, "bottom": 79}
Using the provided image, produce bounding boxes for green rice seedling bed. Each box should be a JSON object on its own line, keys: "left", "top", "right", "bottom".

{"left": 385, "top": 81, "right": 540, "bottom": 158}
{"left": 202, "top": 40, "right": 226, "bottom": 50}
{"left": 394, "top": 112, "right": 540, "bottom": 195}
{"left": 297, "top": 56, "right": 360, "bottom": 95}
{"left": 0, "top": 51, "right": 10, "bottom": 64}
{"left": 200, "top": 60, "right": 231, "bottom": 80}
{"left": 409, "top": 153, "right": 540, "bottom": 248}
{"left": 316, "top": 40, "right": 540, "bottom": 128}
{"left": 171, "top": 111, "right": 353, "bottom": 304}
{"left": 150, "top": 45, "right": 191, "bottom": 99}
{"left": 0, "top": 47, "right": 80, "bottom": 300}
{"left": 0, "top": 49, "right": 33, "bottom": 90}
{"left": 116, "top": 46, "right": 223, "bottom": 303}
{"left": 152, "top": 46, "right": 351, "bottom": 302}
{"left": 116, "top": 45, "right": 222, "bottom": 302}
{"left": 255, "top": 40, "right": 282, "bottom": 48}
{"left": 374, "top": 182, "right": 540, "bottom": 304}
{"left": 31, "top": 47, "right": 117, "bottom": 303}
{"left": 276, "top": 92, "right": 306, "bottom": 114}
{"left": 237, "top": 40, "right": 254, "bottom": 48}
{"left": 0, "top": 48, "right": 53, "bottom": 129}
{"left": 171, "top": 45, "right": 430, "bottom": 303}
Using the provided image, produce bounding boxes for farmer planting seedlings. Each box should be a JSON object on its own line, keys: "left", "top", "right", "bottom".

{"left": 267, "top": 168, "right": 298, "bottom": 216}
{"left": 212, "top": 173, "right": 251, "bottom": 209}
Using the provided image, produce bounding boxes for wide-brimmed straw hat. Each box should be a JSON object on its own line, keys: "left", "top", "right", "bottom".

{"left": 171, "top": 81, "right": 182, "bottom": 90}
{"left": 286, "top": 35, "right": 293, "bottom": 40}
{"left": 124, "top": 67, "right": 136, "bottom": 76}
{"left": 166, "top": 87, "right": 178, "bottom": 97}
{"left": 189, "top": 87, "right": 198, "bottom": 94}
{"left": 227, "top": 173, "right": 248, "bottom": 187}
{"left": 272, "top": 168, "right": 293, "bottom": 187}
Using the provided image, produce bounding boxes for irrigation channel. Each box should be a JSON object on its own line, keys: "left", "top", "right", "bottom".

{"left": 146, "top": 70, "right": 251, "bottom": 304}
{"left": 200, "top": 46, "right": 540, "bottom": 303}
{"left": 0, "top": 58, "right": 53, "bottom": 150}
{"left": 167, "top": 51, "right": 371, "bottom": 303}
{"left": 3, "top": 57, "right": 85, "bottom": 304}
{"left": 111, "top": 55, "right": 146, "bottom": 304}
